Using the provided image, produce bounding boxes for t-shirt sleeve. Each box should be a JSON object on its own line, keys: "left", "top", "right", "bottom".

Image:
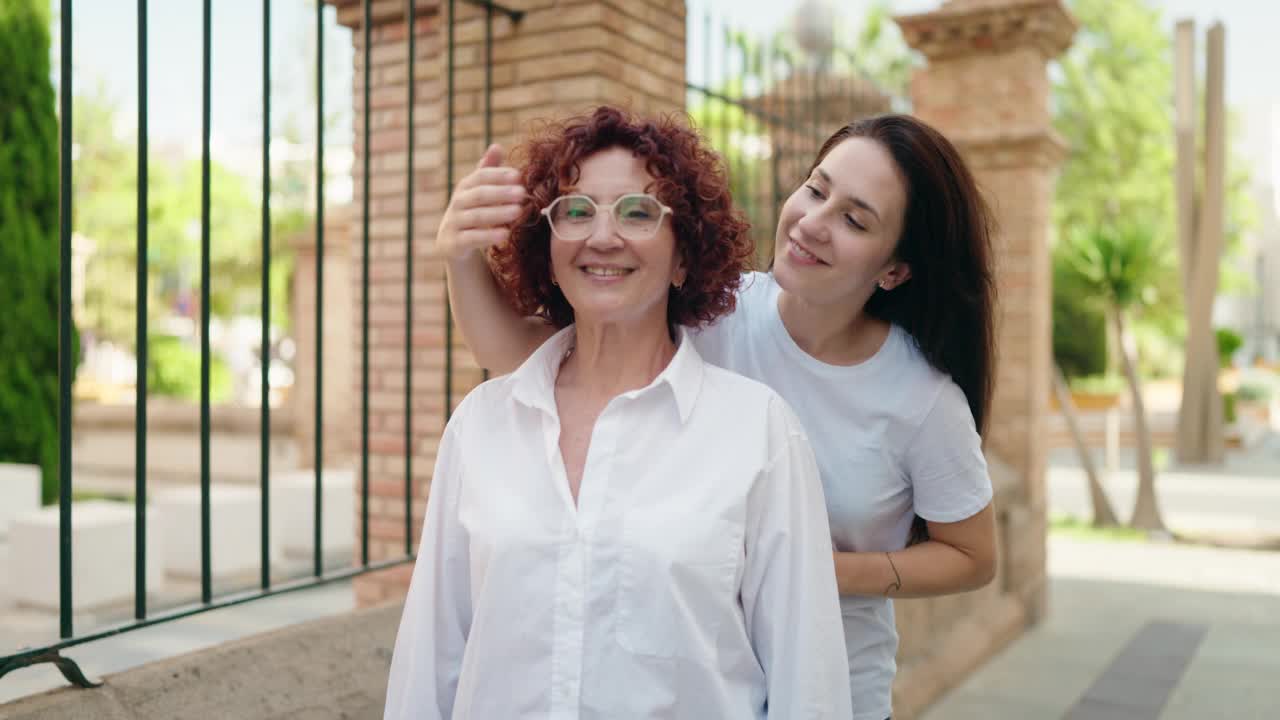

{"left": 906, "top": 379, "right": 993, "bottom": 523}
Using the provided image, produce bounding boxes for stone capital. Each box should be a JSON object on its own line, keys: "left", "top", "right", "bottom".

{"left": 896, "top": 0, "right": 1076, "bottom": 62}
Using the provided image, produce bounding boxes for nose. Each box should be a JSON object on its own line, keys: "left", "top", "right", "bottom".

{"left": 584, "top": 212, "right": 626, "bottom": 250}
{"left": 795, "top": 202, "right": 831, "bottom": 245}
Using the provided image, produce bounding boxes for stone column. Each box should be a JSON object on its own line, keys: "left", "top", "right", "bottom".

{"left": 898, "top": 0, "right": 1074, "bottom": 616}
{"left": 326, "top": 0, "right": 688, "bottom": 606}
{"left": 889, "top": 3, "right": 1074, "bottom": 717}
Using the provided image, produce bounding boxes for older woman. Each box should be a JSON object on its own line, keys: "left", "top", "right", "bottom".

{"left": 383, "top": 107, "right": 851, "bottom": 719}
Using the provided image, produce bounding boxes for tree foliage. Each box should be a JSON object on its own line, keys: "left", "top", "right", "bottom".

{"left": 0, "top": 0, "right": 70, "bottom": 503}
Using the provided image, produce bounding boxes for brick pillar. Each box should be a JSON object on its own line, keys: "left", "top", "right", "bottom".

{"left": 327, "top": 0, "right": 687, "bottom": 607}
{"left": 898, "top": 0, "right": 1074, "bottom": 618}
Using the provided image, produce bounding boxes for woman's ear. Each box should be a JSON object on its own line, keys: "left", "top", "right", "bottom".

{"left": 878, "top": 261, "right": 911, "bottom": 291}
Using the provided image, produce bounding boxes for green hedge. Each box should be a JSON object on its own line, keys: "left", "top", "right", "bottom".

{"left": 1052, "top": 246, "right": 1108, "bottom": 379}
{"left": 0, "top": 0, "right": 74, "bottom": 504}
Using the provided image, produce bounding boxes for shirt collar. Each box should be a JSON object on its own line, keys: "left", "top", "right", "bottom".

{"left": 508, "top": 325, "right": 704, "bottom": 424}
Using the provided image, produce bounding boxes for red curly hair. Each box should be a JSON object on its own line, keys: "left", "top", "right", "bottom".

{"left": 489, "top": 106, "right": 753, "bottom": 329}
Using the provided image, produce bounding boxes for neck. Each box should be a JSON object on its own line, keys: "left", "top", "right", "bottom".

{"left": 776, "top": 288, "right": 889, "bottom": 365}
{"left": 560, "top": 318, "right": 677, "bottom": 401}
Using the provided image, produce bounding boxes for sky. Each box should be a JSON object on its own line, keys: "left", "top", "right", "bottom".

{"left": 55, "top": 0, "right": 1280, "bottom": 210}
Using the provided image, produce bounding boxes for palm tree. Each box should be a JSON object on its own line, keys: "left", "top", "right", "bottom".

{"left": 1057, "top": 224, "right": 1178, "bottom": 531}
{"left": 1052, "top": 364, "right": 1120, "bottom": 527}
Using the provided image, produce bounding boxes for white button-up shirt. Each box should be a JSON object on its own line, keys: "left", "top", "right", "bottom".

{"left": 384, "top": 327, "right": 852, "bottom": 719}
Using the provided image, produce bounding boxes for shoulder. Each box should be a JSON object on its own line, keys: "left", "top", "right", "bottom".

{"left": 690, "top": 272, "right": 773, "bottom": 361}
{"left": 700, "top": 363, "right": 807, "bottom": 441}
{"left": 443, "top": 375, "right": 518, "bottom": 441}
{"left": 700, "top": 361, "right": 774, "bottom": 403}
{"left": 734, "top": 271, "right": 776, "bottom": 311}
{"left": 867, "top": 326, "right": 954, "bottom": 426}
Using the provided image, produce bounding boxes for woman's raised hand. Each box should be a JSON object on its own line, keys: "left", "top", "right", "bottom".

{"left": 436, "top": 143, "right": 527, "bottom": 262}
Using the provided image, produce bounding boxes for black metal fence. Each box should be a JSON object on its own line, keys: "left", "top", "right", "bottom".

{"left": 0, "top": 0, "right": 521, "bottom": 690}
{"left": 1, "top": 0, "right": 883, "bottom": 694}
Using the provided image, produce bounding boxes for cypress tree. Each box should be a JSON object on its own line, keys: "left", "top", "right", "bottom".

{"left": 0, "top": 0, "right": 69, "bottom": 504}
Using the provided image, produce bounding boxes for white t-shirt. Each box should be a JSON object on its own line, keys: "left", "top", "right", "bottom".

{"left": 692, "top": 272, "right": 992, "bottom": 720}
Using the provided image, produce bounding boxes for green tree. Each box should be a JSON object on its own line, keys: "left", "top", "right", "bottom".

{"left": 74, "top": 89, "right": 290, "bottom": 350}
{"left": 1058, "top": 224, "right": 1178, "bottom": 530}
{"left": 0, "top": 0, "right": 72, "bottom": 503}
{"left": 1053, "top": 0, "right": 1255, "bottom": 371}
{"left": 71, "top": 90, "right": 302, "bottom": 405}
{"left": 1051, "top": 0, "right": 1258, "bottom": 527}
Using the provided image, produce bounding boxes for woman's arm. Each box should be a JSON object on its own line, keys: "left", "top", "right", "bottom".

{"left": 740, "top": 397, "right": 853, "bottom": 718}
{"left": 383, "top": 422, "right": 472, "bottom": 719}
{"left": 440, "top": 144, "right": 555, "bottom": 375}
{"left": 833, "top": 503, "right": 996, "bottom": 598}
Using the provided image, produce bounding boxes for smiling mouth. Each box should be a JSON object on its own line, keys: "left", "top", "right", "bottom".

{"left": 789, "top": 239, "right": 827, "bottom": 265}
{"left": 580, "top": 265, "right": 634, "bottom": 278}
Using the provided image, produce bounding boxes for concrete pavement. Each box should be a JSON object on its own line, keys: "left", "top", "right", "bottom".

{"left": 923, "top": 534, "right": 1280, "bottom": 719}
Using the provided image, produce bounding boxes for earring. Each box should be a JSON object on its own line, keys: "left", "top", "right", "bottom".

{"left": 552, "top": 277, "right": 559, "bottom": 287}
{"left": 878, "top": 280, "right": 887, "bottom": 290}
{"left": 673, "top": 280, "right": 683, "bottom": 290}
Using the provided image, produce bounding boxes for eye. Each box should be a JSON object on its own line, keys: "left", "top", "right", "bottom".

{"left": 844, "top": 214, "right": 867, "bottom": 232}
{"left": 805, "top": 184, "right": 824, "bottom": 199}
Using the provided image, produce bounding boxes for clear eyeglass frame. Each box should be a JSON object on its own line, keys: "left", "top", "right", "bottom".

{"left": 539, "top": 193, "right": 673, "bottom": 241}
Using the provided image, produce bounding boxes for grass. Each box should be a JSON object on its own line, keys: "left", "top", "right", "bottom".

{"left": 1049, "top": 514, "right": 1150, "bottom": 543}
{"left": 71, "top": 488, "right": 134, "bottom": 504}
{"left": 1066, "top": 373, "right": 1127, "bottom": 395}
{"left": 1051, "top": 513, "right": 1280, "bottom": 551}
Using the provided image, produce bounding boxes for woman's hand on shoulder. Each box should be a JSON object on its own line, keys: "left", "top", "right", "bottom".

{"left": 437, "top": 143, "right": 526, "bottom": 264}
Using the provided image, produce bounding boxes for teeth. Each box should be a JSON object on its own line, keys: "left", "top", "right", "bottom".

{"left": 792, "top": 242, "right": 819, "bottom": 262}
{"left": 583, "top": 266, "right": 630, "bottom": 277}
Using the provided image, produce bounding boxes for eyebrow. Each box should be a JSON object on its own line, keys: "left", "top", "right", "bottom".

{"left": 816, "top": 168, "right": 881, "bottom": 223}
{"left": 560, "top": 189, "right": 650, "bottom": 202}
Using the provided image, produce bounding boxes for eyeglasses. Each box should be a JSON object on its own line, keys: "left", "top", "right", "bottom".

{"left": 540, "top": 193, "right": 672, "bottom": 242}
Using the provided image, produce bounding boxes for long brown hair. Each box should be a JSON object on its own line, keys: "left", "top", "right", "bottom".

{"left": 810, "top": 114, "right": 996, "bottom": 436}
{"left": 810, "top": 115, "right": 996, "bottom": 546}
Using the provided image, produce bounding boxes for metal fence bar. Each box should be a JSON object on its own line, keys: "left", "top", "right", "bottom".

{"left": 313, "top": 0, "right": 326, "bottom": 580}
{"left": 480, "top": 5, "right": 493, "bottom": 383}
{"left": 810, "top": 58, "right": 819, "bottom": 148}
{"left": 763, "top": 37, "right": 779, "bottom": 227}
{"left": 58, "top": 0, "right": 75, "bottom": 643}
{"left": 199, "top": 0, "right": 213, "bottom": 606}
{"left": 405, "top": 0, "right": 416, "bottom": 556}
{"left": 360, "top": 0, "right": 372, "bottom": 569}
{"left": 444, "top": 0, "right": 455, "bottom": 423}
{"left": 718, "top": 20, "right": 729, "bottom": 164}
{"left": 135, "top": 0, "right": 150, "bottom": 621}
{"left": 742, "top": 38, "right": 756, "bottom": 259}
{"left": 260, "top": 0, "right": 273, "bottom": 592}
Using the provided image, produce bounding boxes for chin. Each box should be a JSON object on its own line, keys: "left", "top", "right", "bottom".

{"left": 770, "top": 255, "right": 806, "bottom": 291}
{"left": 771, "top": 261, "right": 843, "bottom": 307}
